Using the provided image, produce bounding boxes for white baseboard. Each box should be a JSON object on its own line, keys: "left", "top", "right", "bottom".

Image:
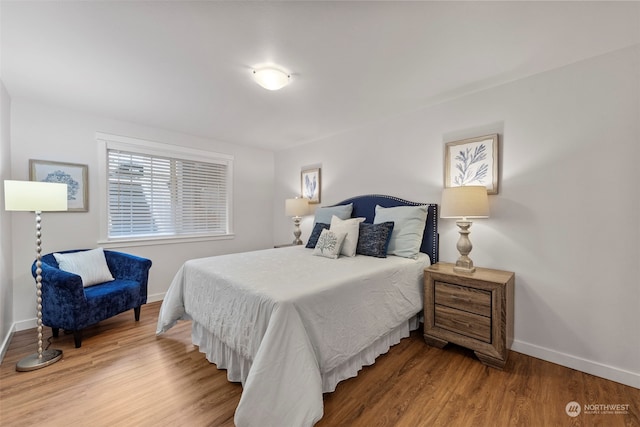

{"left": 14, "top": 317, "right": 36, "bottom": 332}
{"left": 147, "top": 292, "right": 165, "bottom": 303}
{"left": 0, "top": 325, "right": 15, "bottom": 365}
{"left": 1, "top": 293, "right": 167, "bottom": 365}
{"left": 12, "top": 292, "right": 167, "bottom": 333}
{"left": 512, "top": 339, "right": 640, "bottom": 389}
{"left": 5, "top": 298, "right": 638, "bottom": 390}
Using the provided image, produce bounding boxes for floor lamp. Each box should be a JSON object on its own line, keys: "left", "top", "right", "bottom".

{"left": 4, "top": 180, "right": 68, "bottom": 371}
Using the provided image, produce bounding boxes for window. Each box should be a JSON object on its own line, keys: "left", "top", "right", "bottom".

{"left": 97, "top": 133, "right": 233, "bottom": 244}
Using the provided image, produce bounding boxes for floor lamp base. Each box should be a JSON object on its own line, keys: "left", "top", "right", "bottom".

{"left": 16, "top": 349, "right": 63, "bottom": 372}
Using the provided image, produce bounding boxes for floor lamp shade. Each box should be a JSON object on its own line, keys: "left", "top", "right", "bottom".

{"left": 4, "top": 180, "right": 68, "bottom": 212}
{"left": 440, "top": 186, "right": 489, "bottom": 273}
{"left": 4, "top": 180, "right": 68, "bottom": 371}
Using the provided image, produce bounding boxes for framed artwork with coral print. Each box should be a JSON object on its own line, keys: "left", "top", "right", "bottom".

{"left": 301, "top": 167, "right": 321, "bottom": 204}
{"left": 29, "top": 159, "right": 89, "bottom": 211}
{"left": 444, "top": 134, "right": 499, "bottom": 194}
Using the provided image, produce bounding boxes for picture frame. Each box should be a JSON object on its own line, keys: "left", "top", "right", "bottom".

{"left": 444, "top": 134, "right": 499, "bottom": 195}
{"left": 301, "top": 167, "right": 321, "bottom": 204}
{"left": 29, "top": 159, "right": 89, "bottom": 212}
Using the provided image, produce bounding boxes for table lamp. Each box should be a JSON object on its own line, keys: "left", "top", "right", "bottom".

{"left": 440, "top": 186, "right": 489, "bottom": 273}
{"left": 4, "top": 180, "right": 68, "bottom": 371}
{"left": 285, "top": 197, "right": 309, "bottom": 245}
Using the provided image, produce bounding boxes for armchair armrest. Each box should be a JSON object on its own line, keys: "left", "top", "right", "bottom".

{"left": 34, "top": 260, "right": 85, "bottom": 297}
{"left": 33, "top": 259, "right": 89, "bottom": 329}
{"left": 105, "top": 251, "right": 152, "bottom": 303}
{"left": 104, "top": 251, "right": 152, "bottom": 282}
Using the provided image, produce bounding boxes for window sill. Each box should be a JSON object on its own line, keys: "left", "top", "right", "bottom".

{"left": 97, "top": 233, "right": 235, "bottom": 248}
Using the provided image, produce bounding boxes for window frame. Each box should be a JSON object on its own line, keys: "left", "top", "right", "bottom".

{"left": 96, "top": 132, "right": 234, "bottom": 248}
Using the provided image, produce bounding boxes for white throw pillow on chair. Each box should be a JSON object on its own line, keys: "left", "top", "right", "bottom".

{"left": 53, "top": 248, "right": 115, "bottom": 287}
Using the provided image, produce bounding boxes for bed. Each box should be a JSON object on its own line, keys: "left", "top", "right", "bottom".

{"left": 156, "top": 194, "right": 439, "bottom": 426}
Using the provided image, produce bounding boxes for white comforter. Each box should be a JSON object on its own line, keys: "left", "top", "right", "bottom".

{"left": 156, "top": 246, "right": 430, "bottom": 427}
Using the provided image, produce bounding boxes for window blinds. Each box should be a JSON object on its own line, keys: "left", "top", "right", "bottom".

{"left": 107, "top": 149, "right": 229, "bottom": 238}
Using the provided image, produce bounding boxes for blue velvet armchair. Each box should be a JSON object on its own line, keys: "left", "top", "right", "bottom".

{"left": 32, "top": 249, "right": 152, "bottom": 348}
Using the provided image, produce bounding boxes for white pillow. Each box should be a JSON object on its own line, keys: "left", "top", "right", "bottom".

{"left": 313, "top": 229, "right": 347, "bottom": 259}
{"left": 330, "top": 215, "right": 366, "bottom": 257}
{"left": 374, "top": 205, "right": 428, "bottom": 259}
{"left": 53, "top": 248, "right": 115, "bottom": 287}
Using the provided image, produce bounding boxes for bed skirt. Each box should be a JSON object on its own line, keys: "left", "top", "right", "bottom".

{"left": 191, "top": 314, "right": 420, "bottom": 394}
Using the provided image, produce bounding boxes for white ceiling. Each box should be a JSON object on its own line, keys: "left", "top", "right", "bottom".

{"left": 2, "top": 1, "right": 639, "bottom": 151}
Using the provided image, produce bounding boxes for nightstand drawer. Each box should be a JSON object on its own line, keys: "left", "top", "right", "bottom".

{"left": 435, "top": 281, "right": 491, "bottom": 317}
{"left": 434, "top": 304, "right": 491, "bottom": 342}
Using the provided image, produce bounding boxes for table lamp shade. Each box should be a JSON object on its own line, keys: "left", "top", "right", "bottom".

{"left": 440, "top": 186, "right": 489, "bottom": 219}
{"left": 4, "top": 180, "right": 68, "bottom": 212}
{"left": 285, "top": 197, "right": 309, "bottom": 217}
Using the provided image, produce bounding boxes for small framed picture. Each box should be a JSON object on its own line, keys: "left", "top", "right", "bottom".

{"left": 301, "top": 168, "right": 321, "bottom": 204}
{"left": 29, "top": 159, "right": 89, "bottom": 212}
{"left": 444, "top": 134, "right": 499, "bottom": 194}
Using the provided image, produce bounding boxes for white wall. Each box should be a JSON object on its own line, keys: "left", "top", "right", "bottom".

{"left": 8, "top": 100, "right": 275, "bottom": 330}
{"left": 0, "top": 80, "right": 13, "bottom": 360}
{"left": 274, "top": 46, "right": 640, "bottom": 388}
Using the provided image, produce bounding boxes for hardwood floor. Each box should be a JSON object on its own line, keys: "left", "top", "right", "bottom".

{"left": 1, "top": 302, "right": 638, "bottom": 426}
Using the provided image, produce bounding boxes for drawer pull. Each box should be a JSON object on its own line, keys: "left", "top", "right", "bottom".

{"left": 455, "top": 320, "right": 472, "bottom": 329}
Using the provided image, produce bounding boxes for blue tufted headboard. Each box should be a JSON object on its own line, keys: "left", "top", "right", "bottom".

{"left": 332, "top": 194, "right": 439, "bottom": 263}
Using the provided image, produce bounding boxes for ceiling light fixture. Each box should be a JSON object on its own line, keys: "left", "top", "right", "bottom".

{"left": 252, "top": 67, "right": 291, "bottom": 91}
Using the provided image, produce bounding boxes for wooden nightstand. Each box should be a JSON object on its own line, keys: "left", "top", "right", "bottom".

{"left": 423, "top": 262, "right": 515, "bottom": 369}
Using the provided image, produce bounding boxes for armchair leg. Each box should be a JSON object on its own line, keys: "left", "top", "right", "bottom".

{"left": 52, "top": 327, "right": 59, "bottom": 338}
{"left": 73, "top": 331, "right": 82, "bottom": 348}
{"left": 134, "top": 306, "right": 141, "bottom": 321}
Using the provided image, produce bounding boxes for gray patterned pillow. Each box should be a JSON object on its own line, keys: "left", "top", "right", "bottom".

{"left": 313, "top": 229, "right": 347, "bottom": 259}
{"left": 356, "top": 222, "right": 395, "bottom": 258}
